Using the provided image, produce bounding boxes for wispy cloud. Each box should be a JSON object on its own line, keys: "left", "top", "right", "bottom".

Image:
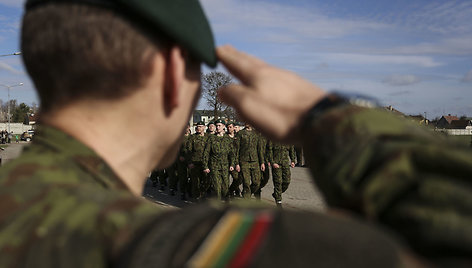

{"left": 383, "top": 75, "right": 421, "bottom": 86}
{"left": 0, "top": 0, "right": 25, "bottom": 8}
{"left": 388, "top": 90, "right": 411, "bottom": 96}
{"left": 323, "top": 53, "right": 441, "bottom": 68}
{"left": 462, "top": 70, "right": 472, "bottom": 83}
{"left": 409, "top": 0, "right": 472, "bottom": 35}
{"left": 0, "top": 62, "right": 23, "bottom": 75}
{"left": 202, "top": 0, "right": 391, "bottom": 43}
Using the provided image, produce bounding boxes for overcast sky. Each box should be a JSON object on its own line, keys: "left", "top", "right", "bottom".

{"left": 0, "top": 0, "right": 471, "bottom": 118}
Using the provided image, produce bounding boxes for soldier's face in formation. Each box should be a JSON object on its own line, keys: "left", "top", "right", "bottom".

{"left": 227, "top": 124, "right": 235, "bottom": 134}
{"left": 196, "top": 125, "right": 205, "bottom": 134}
{"left": 209, "top": 124, "right": 216, "bottom": 132}
{"left": 216, "top": 123, "right": 225, "bottom": 134}
{"left": 234, "top": 125, "right": 240, "bottom": 132}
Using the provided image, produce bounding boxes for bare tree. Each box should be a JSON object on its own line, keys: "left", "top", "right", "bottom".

{"left": 202, "top": 71, "right": 233, "bottom": 120}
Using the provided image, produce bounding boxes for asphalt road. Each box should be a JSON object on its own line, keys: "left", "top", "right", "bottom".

{"left": 2, "top": 143, "right": 327, "bottom": 211}
{"left": 0, "top": 142, "right": 27, "bottom": 166}
{"left": 143, "top": 166, "right": 327, "bottom": 211}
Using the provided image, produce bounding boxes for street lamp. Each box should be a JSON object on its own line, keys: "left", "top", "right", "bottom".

{"left": 0, "top": 83, "right": 24, "bottom": 133}
{"left": 0, "top": 52, "right": 21, "bottom": 57}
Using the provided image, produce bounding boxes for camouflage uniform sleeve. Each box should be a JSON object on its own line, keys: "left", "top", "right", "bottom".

{"left": 289, "top": 145, "right": 296, "bottom": 164}
{"left": 257, "top": 135, "right": 265, "bottom": 166}
{"left": 183, "top": 136, "right": 191, "bottom": 164}
{"left": 235, "top": 132, "right": 241, "bottom": 166}
{"left": 202, "top": 136, "right": 211, "bottom": 170}
{"left": 186, "top": 135, "right": 194, "bottom": 163}
{"left": 227, "top": 137, "right": 235, "bottom": 167}
{"left": 302, "top": 105, "right": 472, "bottom": 259}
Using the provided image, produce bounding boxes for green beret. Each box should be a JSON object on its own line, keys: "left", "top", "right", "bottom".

{"left": 207, "top": 121, "right": 215, "bottom": 126}
{"left": 226, "top": 121, "right": 234, "bottom": 126}
{"left": 25, "top": 0, "right": 217, "bottom": 67}
{"left": 215, "top": 119, "right": 225, "bottom": 125}
{"left": 196, "top": 121, "right": 205, "bottom": 126}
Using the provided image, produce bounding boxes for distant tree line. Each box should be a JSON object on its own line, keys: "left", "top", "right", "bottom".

{"left": 0, "top": 99, "right": 39, "bottom": 124}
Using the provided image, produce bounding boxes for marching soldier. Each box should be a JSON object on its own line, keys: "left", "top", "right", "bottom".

{"left": 178, "top": 124, "right": 192, "bottom": 200}
{"left": 203, "top": 119, "right": 234, "bottom": 200}
{"left": 235, "top": 123, "right": 265, "bottom": 198}
{"left": 187, "top": 121, "right": 209, "bottom": 199}
{"left": 268, "top": 141, "right": 296, "bottom": 207}
{"left": 227, "top": 122, "right": 242, "bottom": 197}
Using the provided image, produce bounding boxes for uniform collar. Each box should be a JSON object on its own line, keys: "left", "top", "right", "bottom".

{"left": 30, "top": 125, "right": 131, "bottom": 192}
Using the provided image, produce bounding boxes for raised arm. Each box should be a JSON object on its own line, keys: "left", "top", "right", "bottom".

{"left": 216, "top": 45, "right": 472, "bottom": 261}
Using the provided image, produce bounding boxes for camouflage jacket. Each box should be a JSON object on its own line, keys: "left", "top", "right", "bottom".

{"left": 268, "top": 142, "right": 296, "bottom": 166}
{"left": 202, "top": 134, "right": 234, "bottom": 170}
{"left": 235, "top": 129, "right": 264, "bottom": 165}
{"left": 179, "top": 134, "right": 191, "bottom": 165}
{"left": 0, "top": 126, "right": 162, "bottom": 267}
{"left": 187, "top": 133, "right": 208, "bottom": 163}
{"left": 258, "top": 134, "right": 271, "bottom": 164}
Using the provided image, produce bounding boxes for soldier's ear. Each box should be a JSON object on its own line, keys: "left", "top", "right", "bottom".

{"left": 163, "top": 46, "right": 185, "bottom": 114}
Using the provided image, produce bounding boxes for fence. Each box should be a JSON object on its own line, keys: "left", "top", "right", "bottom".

{"left": 0, "top": 123, "right": 33, "bottom": 134}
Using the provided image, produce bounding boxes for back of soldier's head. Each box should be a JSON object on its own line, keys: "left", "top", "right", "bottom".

{"left": 21, "top": 0, "right": 216, "bottom": 114}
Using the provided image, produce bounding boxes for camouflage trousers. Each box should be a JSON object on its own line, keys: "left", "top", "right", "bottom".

{"left": 209, "top": 167, "right": 230, "bottom": 199}
{"left": 240, "top": 161, "right": 261, "bottom": 198}
{"left": 189, "top": 162, "right": 207, "bottom": 198}
{"left": 254, "top": 165, "right": 271, "bottom": 198}
{"left": 272, "top": 165, "right": 291, "bottom": 202}
{"left": 228, "top": 170, "right": 240, "bottom": 194}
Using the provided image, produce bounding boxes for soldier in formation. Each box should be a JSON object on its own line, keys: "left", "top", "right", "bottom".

{"left": 268, "top": 141, "right": 296, "bottom": 206}
{"left": 202, "top": 119, "right": 235, "bottom": 200}
{"left": 187, "top": 121, "right": 209, "bottom": 200}
{"left": 234, "top": 123, "right": 265, "bottom": 198}
{"left": 227, "top": 122, "right": 242, "bottom": 197}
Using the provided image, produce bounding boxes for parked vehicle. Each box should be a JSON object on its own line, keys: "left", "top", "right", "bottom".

{"left": 21, "top": 130, "right": 34, "bottom": 142}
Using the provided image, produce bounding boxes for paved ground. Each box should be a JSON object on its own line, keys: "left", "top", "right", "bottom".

{"left": 143, "top": 166, "right": 326, "bottom": 212}
{"left": 2, "top": 142, "right": 327, "bottom": 211}
{"left": 0, "top": 142, "right": 28, "bottom": 166}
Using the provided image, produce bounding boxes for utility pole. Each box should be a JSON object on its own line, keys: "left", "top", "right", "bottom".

{"left": 0, "top": 83, "right": 24, "bottom": 133}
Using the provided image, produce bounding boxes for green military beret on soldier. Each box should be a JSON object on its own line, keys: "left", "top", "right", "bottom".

{"left": 226, "top": 121, "right": 234, "bottom": 126}
{"left": 196, "top": 121, "right": 205, "bottom": 126}
{"left": 25, "top": 0, "right": 217, "bottom": 67}
{"left": 207, "top": 121, "right": 215, "bottom": 126}
{"left": 215, "top": 119, "right": 226, "bottom": 125}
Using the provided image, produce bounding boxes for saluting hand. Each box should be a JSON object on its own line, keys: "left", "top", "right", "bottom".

{"left": 217, "top": 45, "right": 326, "bottom": 144}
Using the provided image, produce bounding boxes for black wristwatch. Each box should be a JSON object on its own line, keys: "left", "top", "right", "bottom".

{"left": 303, "top": 91, "right": 380, "bottom": 127}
